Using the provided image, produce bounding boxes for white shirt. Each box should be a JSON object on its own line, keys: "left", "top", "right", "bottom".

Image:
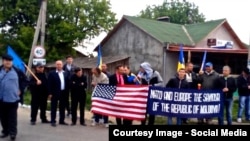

{"left": 66, "top": 64, "right": 71, "bottom": 71}
{"left": 56, "top": 70, "right": 65, "bottom": 90}
{"left": 185, "top": 73, "right": 192, "bottom": 82}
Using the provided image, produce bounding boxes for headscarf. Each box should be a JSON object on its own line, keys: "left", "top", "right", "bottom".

{"left": 139, "top": 62, "right": 153, "bottom": 81}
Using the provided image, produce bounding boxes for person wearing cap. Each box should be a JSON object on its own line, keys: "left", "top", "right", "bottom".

{"left": 0, "top": 54, "right": 19, "bottom": 140}
{"left": 29, "top": 62, "right": 50, "bottom": 125}
{"left": 70, "top": 67, "right": 87, "bottom": 126}
{"left": 197, "top": 62, "right": 220, "bottom": 125}
{"left": 236, "top": 67, "right": 250, "bottom": 123}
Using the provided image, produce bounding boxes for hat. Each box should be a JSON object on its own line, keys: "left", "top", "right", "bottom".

{"left": 36, "top": 62, "right": 44, "bottom": 67}
{"left": 2, "top": 54, "right": 13, "bottom": 61}
{"left": 243, "top": 68, "right": 250, "bottom": 75}
{"left": 205, "top": 62, "right": 213, "bottom": 67}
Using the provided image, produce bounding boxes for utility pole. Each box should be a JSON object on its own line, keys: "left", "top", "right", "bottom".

{"left": 40, "top": 0, "right": 47, "bottom": 48}
{"left": 26, "top": 0, "right": 47, "bottom": 76}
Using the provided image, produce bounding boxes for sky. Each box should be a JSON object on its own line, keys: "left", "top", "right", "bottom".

{"left": 86, "top": 0, "right": 250, "bottom": 51}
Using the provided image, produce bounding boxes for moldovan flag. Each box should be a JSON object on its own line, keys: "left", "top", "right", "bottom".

{"left": 91, "top": 84, "right": 149, "bottom": 120}
{"left": 177, "top": 44, "right": 185, "bottom": 71}
{"left": 96, "top": 44, "right": 102, "bottom": 69}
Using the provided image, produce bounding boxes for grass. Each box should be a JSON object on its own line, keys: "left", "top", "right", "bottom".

{"left": 24, "top": 91, "right": 245, "bottom": 124}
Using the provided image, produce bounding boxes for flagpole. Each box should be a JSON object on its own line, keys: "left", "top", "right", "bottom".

{"left": 200, "top": 50, "right": 207, "bottom": 72}
{"left": 23, "top": 64, "right": 39, "bottom": 81}
{"left": 187, "top": 50, "right": 191, "bottom": 63}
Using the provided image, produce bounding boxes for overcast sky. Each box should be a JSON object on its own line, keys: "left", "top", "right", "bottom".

{"left": 88, "top": 0, "right": 250, "bottom": 48}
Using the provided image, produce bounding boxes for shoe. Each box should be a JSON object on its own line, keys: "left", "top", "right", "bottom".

{"left": 51, "top": 123, "right": 57, "bottom": 127}
{"left": 91, "top": 122, "right": 96, "bottom": 126}
{"left": 105, "top": 123, "right": 109, "bottom": 128}
{"left": 59, "top": 122, "right": 69, "bottom": 125}
{"left": 81, "top": 123, "right": 86, "bottom": 126}
{"left": 10, "top": 135, "right": 16, "bottom": 141}
{"left": 237, "top": 118, "right": 242, "bottom": 123}
{"left": 0, "top": 134, "right": 8, "bottom": 138}
{"left": 30, "top": 122, "right": 36, "bottom": 125}
{"left": 99, "top": 119, "right": 104, "bottom": 124}
{"left": 71, "top": 123, "right": 76, "bottom": 126}
{"left": 42, "top": 120, "right": 50, "bottom": 123}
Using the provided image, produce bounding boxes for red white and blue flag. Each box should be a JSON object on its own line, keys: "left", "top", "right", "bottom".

{"left": 91, "top": 84, "right": 149, "bottom": 121}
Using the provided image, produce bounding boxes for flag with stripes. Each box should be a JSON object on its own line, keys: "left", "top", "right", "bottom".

{"left": 91, "top": 84, "right": 149, "bottom": 121}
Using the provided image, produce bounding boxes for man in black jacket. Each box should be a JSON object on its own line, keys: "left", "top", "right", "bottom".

{"left": 29, "top": 63, "right": 50, "bottom": 125}
{"left": 70, "top": 67, "right": 87, "bottom": 126}
{"left": 109, "top": 64, "right": 131, "bottom": 125}
{"left": 185, "top": 62, "right": 198, "bottom": 89}
{"left": 236, "top": 67, "right": 250, "bottom": 122}
{"left": 166, "top": 68, "right": 189, "bottom": 125}
{"left": 48, "top": 60, "right": 68, "bottom": 127}
{"left": 63, "top": 55, "right": 76, "bottom": 116}
{"left": 217, "top": 66, "right": 237, "bottom": 125}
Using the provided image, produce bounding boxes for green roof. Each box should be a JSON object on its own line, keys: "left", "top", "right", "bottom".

{"left": 185, "top": 19, "right": 225, "bottom": 43}
{"left": 124, "top": 16, "right": 225, "bottom": 46}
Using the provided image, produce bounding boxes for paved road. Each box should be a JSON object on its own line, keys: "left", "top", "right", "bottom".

{"left": 3, "top": 106, "right": 250, "bottom": 141}
{"left": 2, "top": 107, "right": 109, "bottom": 141}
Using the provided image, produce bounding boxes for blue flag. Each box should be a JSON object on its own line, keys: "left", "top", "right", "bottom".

{"left": 7, "top": 46, "right": 26, "bottom": 73}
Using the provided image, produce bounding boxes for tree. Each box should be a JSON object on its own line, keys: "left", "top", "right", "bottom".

{"left": 0, "top": 0, "right": 116, "bottom": 62}
{"left": 138, "top": 0, "right": 205, "bottom": 24}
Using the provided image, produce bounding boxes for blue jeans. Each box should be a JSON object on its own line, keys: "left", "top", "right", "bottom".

{"left": 167, "top": 117, "right": 181, "bottom": 125}
{"left": 237, "top": 96, "right": 250, "bottom": 120}
{"left": 94, "top": 114, "right": 108, "bottom": 124}
{"left": 218, "top": 98, "right": 233, "bottom": 125}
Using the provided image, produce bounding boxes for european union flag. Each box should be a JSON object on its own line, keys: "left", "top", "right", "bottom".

{"left": 7, "top": 46, "right": 26, "bottom": 73}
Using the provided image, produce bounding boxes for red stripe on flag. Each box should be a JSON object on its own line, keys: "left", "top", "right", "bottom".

{"left": 91, "top": 85, "right": 149, "bottom": 120}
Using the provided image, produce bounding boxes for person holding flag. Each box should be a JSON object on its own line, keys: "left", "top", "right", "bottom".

{"left": 197, "top": 62, "right": 220, "bottom": 124}
{"left": 138, "top": 62, "right": 164, "bottom": 125}
{"left": 7, "top": 46, "right": 28, "bottom": 105}
{"left": 0, "top": 54, "right": 20, "bottom": 140}
{"left": 91, "top": 67, "right": 109, "bottom": 127}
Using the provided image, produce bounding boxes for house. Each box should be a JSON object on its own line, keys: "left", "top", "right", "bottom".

{"left": 45, "top": 55, "right": 129, "bottom": 90}
{"left": 98, "top": 15, "right": 249, "bottom": 84}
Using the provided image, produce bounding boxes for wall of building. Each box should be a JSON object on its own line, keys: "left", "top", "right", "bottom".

{"left": 196, "top": 24, "right": 242, "bottom": 49}
{"left": 102, "top": 21, "right": 165, "bottom": 76}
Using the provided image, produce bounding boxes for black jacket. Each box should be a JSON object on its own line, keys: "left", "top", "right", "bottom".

{"left": 237, "top": 75, "right": 250, "bottom": 96}
{"left": 29, "top": 72, "right": 49, "bottom": 96}
{"left": 166, "top": 77, "right": 189, "bottom": 89}
{"left": 217, "top": 76, "right": 237, "bottom": 99}
{"left": 109, "top": 74, "right": 128, "bottom": 85}
{"left": 70, "top": 74, "right": 87, "bottom": 95}
{"left": 48, "top": 70, "right": 67, "bottom": 95}
{"left": 185, "top": 71, "right": 198, "bottom": 89}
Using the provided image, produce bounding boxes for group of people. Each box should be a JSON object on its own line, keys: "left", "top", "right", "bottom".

{"left": 1, "top": 53, "right": 250, "bottom": 140}
{"left": 91, "top": 61, "right": 250, "bottom": 126}
{"left": 29, "top": 55, "right": 88, "bottom": 127}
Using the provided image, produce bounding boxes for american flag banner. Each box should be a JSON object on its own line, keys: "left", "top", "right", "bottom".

{"left": 91, "top": 84, "right": 149, "bottom": 120}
